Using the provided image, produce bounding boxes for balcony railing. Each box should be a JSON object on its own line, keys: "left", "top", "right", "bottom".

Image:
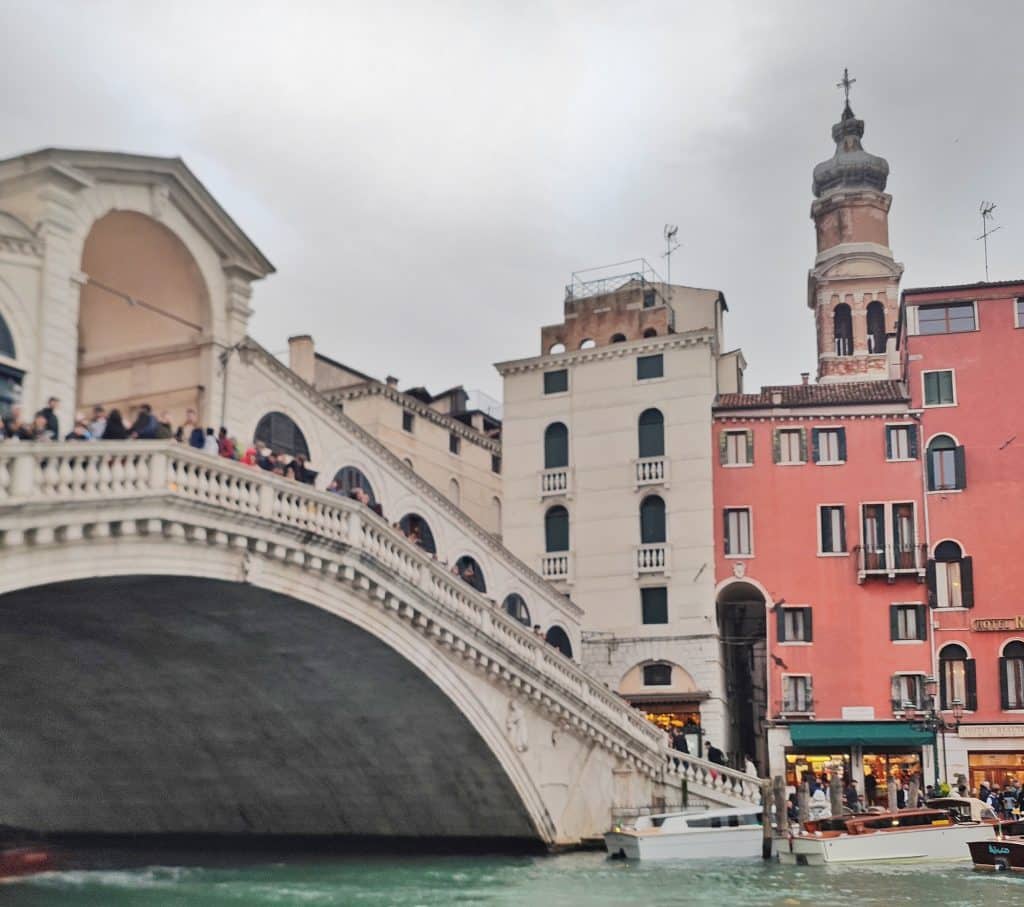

{"left": 854, "top": 544, "right": 928, "bottom": 583}
{"left": 540, "top": 552, "right": 572, "bottom": 582}
{"left": 635, "top": 543, "right": 668, "bottom": 575}
{"left": 540, "top": 467, "right": 570, "bottom": 498}
{"left": 775, "top": 698, "right": 815, "bottom": 719}
{"left": 635, "top": 456, "right": 668, "bottom": 488}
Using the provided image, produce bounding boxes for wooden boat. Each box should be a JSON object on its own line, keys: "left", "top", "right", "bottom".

{"left": 0, "top": 844, "right": 57, "bottom": 880}
{"left": 968, "top": 836, "right": 1024, "bottom": 872}
{"left": 604, "top": 806, "right": 766, "bottom": 860}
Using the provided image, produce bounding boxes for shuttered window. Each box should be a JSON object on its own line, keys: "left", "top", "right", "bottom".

{"left": 1001, "top": 642, "right": 1024, "bottom": 710}
{"left": 923, "top": 370, "right": 955, "bottom": 406}
{"left": 721, "top": 429, "right": 753, "bottom": 466}
{"left": 543, "top": 369, "right": 569, "bottom": 394}
{"left": 819, "top": 506, "right": 846, "bottom": 553}
{"left": 641, "top": 587, "right": 668, "bottom": 625}
{"left": 636, "top": 354, "right": 664, "bottom": 380}
{"left": 812, "top": 428, "right": 846, "bottom": 464}
{"left": 774, "top": 428, "right": 806, "bottom": 464}
{"left": 724, "top": 508, "right": 752, "bottom": 556}
{"left": 886, "top": 425, "right": 918, "bottom": 460}
{"left": 777, "top": 607, "right": 813, "bottom": 643}
{"left": 890, "top": 604, "right": 927, "bottom": 641}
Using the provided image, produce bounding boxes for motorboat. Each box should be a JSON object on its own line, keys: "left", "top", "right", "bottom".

{"left": 968, "top": 836, "right": 1024, "bottom": 872}
{"left": 0, "top": 844, "right": 57, "bottom": 880}
{"left": 778, "top": 797, "right": 1022, "bottom": 866}
{"left": 604, "top": 806, "right": 765, "bottom": 860}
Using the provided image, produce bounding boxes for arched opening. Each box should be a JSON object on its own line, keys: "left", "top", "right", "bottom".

{"left": 610, "top": 333, "right": 627, "bottom": 343}
{"left": 642, "top": 327, "right": 658, "bottom": 338}
{"left": 1001, "top": 641, "right": 1024, "bottom": 710}
{"left": 927, "top": 435, "right": 963, "bottom": 491}
{"left": 255, "top": 412, "right": 310, "bottom": 460}
{"left": 78, "top": 211, "right": 211, "bottom": 426}
{"left": 638, "top": 408, "right": 665, "bottom": 458}
{"left": 544, "top": 505, "right": 569, "bottom": 553}
{"left": 618, "top": 660, "right": 703, "bottom": 746}
{"left": 548, "top": 342, "right": 566, "bottom": 355}
{"left": 866, "top": 300, "right": 886, "bottom": 354}
{"left": 330, "top": 465, "right": 376, "bottom": 505}
{"left": 545, "top": 625, "right": 573, "bottom": 659}
{"left": 0, "top": 310, "right": 22, "bottom": 419}
{"left": 503, "top": 593, "right": 530, "bottom": 627}
{"left": 399, "top": 513, "right": 436, "bottom": 555}
{"left": 543, "top": 422, "right": 569, "bottom": 470}
{"left": 930, "top": 540, "right": 972, "bottom": 608}
{"left": 833, "top": 303, "right": 853, "bottom": 356}
{"left": 938, "top": 643, "right": 974, "bottom": 711}
{"left": 579, "top": 338, "right": 596, "bottom": 350}
{"left": 639, "top": 495, "right": 666, "bottom": 544}
{"left": 455, "top": 556, "right": 486, "bottom": 593}
{"left": 716, "top": 580, "right": 768, "bottom": 771}
{"left": 448, "top": 477, "right": 461, "bottom": 506}
{"left": 491, "top": 496, "right": 502, "bottom": 535}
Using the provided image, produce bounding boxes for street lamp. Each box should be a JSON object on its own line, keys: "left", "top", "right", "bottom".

{"left": 902, "top": 675, "right": 964, "bottom": 790}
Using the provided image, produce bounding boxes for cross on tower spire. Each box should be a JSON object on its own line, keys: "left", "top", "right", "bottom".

{"left": 836, "top": 67, "right": 856, "bottom": 112}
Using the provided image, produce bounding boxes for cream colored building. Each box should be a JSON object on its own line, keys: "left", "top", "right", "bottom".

{"left": 497, "top": 266, "right": 745, "bottom": 750}
{"left": 286, "top": 335, "right": 503, "bottom": 534}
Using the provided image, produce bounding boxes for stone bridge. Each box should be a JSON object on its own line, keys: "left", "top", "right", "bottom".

{"left": 0, "top": 442, "right": 761, "bottom": 847}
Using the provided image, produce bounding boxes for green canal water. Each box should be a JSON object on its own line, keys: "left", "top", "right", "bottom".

{"left": 3, "top": 850, "right": 1021, "bottom": 906}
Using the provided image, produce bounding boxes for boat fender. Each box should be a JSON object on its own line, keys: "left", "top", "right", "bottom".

{"left": 994, "top": 857, "right": 1009, "bottom": 872}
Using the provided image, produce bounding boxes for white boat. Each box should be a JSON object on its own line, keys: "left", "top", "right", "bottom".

{"left": 777, "top": 797, "right": 1008, "bottom": 866}
{"left": 604, "top": 806, "right": 766, "bottom": 860}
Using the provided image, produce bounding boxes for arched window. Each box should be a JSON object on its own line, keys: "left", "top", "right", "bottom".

{"left": 455, "top": 555, "right": 485, "bottom": 593}
{"left": 640, "top": 495, "right": 666, "bottom": 544}
{"left": 833, "top": 304, "right": 853, "bottom": 356}
{"left": 545, "top": 505, "right": 569, "bottom": 552}
{"left": 866, "top": 301, "right": 886, "bottom": 353}
{"left": 544, "top": 422, "right": 569, "bottom": 469}
{"left": 938, "top": 644, "right": 975, "bottom": 711}
{"left": 580, "top": 338, "right": 596, "bottom": 350}
{"left": 548, "top": 342, "right": 566, "bottom": 355}
{"left": 1001, "top": 641, "right": 1024, "bottom": 710}
{"left": 399, "top": 513, "right": 436, "bottom": 554}
{"left": 929, "top": 540, "right": 973, "bottom": 608}
{"left": 448, "top": 477, "right": 461, "bottom": 505}
{"left": 927, "top": 435, "right": 965, "bottom": 491}
{"left": 610, "top": 333, "right": 627, "bottom": 343}
{"left": 638, "top": 408, "right": 665, "bottom": 458}
{"left": 254, "top": 412, "right": 309, "bottom": 459}
{"left": 0, "top": 311, "right": 15, "bottom": 359}
{"left": 643, "top": 663, "right": 673, "bottom": 686}
{"left": 643, "top": 327, "right": 658, "bottom": 338}
{"left": 545, "top": 625, "right": 573, "bottom": 658}
{"left": 332, "top": 466, "right": 376, "bottom": 504}
{"left": 0, "top": 312, "right": 21, "bottom": 418}
{"left": 503, "top": 593, "right": 530, "bottom": 626}
{"left": 491, "top": 496, "right": 502, "bottom": 534}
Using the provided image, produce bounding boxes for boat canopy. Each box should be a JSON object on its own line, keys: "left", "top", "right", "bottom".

{"left": 788, "top": 721, "right": 933, "bottom": 747}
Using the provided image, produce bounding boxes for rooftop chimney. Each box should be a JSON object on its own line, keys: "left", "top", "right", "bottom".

{"left": 288, "top": 335, "right": 315, "bottom": 386}
{"left": 801, "top": 372, "right": 810, "bottom": 385}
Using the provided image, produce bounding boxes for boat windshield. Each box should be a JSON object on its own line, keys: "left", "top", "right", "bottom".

{"left": 686, "top": 813, "right": 762, "bottom": 828}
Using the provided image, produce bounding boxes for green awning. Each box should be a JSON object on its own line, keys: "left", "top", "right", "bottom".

{"left": 788, "top": 721, "right": 933, "bottom": 748}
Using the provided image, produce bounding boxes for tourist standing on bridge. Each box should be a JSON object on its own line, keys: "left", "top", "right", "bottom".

{"left": 706, "top": 742, "right": 726, "bottom": 766}
{"left": 128, "top": 403, "right": 159, "bottom": 439}
{"left": 35, "top": 396, "right": 59, "bottom": 440}
{"left": 101, "top": 409, "right": 128, "bottom": 439}
{"left": 87, "top": 405, "right": 106, "bottom": 439}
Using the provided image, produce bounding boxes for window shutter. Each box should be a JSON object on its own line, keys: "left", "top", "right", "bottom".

{"left": 885, "top": 427, "right": 893, "bottom": 460}
{"left": 926, "top": 447, "right": 936, "bottom": 491}
{"left": 915, "top": 604, "right": 928, "bottom": 640}
{"left": 811, "top": 429, "right": 821, "bottom": 463}
{"left": 925, "top": 559, "right": 937, "bottom": 607}
{"left": 966, "top": 659, "right": 978, "bottom": 712}
{"left": 960, "top": 556, "right": 975, "bottom": 608}
{"left": 777, "top": 610, "right": 786, "bottom": 643}
{"left": 804, "top": 608, "right": 813, "bottom": 642}
{"left": 837, "top": 428, "right": 847, "bottom": 461}
{"left": 924, "top": 372, "right": 937, "bottom": 404}
{"left": 745, "top": 430, "right": 754, "bottom": 464}
{"left": 954, "top": 446, "right": 967, "bottom": 489}
{"left": 772, "top": 429, "right": 781, "bottom": 464}
{"left": 939, "top": 662, "right": 948, "bottom": 708}
{"left": 718, "top": 431, "right": 728, "bottom": 465}
{"left": 838, "top": 509, "right": 847, "bottom": 552}
{"left": 798, "top": 428, "right": 808, "bottom": 463}
{"left": 722, "top": 510, "right": 729, "bottom": 555}
{"left": 1000, "top": 657, "right": 1010, "bottom": 710}
{"left": 820, "top": 508, "right": 832, "bottom": 553}
{"left": 806, "top": 676, "right": 814, "bottom": 710}
{"left": 908, "top": 427, "right": 919, "bottom": 459}
{"left": 889, "top": 606, "right": 900, "bottom": 641}
{"left": 890, "top": 675, "right": 902, "bottom": 711}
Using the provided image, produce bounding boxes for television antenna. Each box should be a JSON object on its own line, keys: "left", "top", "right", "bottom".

{"left": 977, "top": 201, "right": 1002, "bottom": 281}
{"left": 662, "top": 224, "right": 681, "bottom": 288}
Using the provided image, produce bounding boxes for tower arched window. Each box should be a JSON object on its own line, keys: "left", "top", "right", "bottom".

{"left": 938, "top": 643, "right": 975, "bottom": 711}
{"left": 544, "top": 422, "right": 569, "bottom": 470}
{"left": 545, "top": 625, "right": 573, "bottom": 658}
{"left": 545, "top": 505, "right": 570, "bottom": 553}
{"left": 926, "top": 435, "right": 965, "bottom": 491}
{"left": 1000, "top": 641, "right": 1024, "bottom": 710}
{"left": 399, "top": 513, "right": 436, "bottom": 554}
{"left": 455, "top": 555, "right": 486, "bottom": 593}
{"left": 254, "top": 412, "right": 310, "bottom": 459}
{"left": 0, "top": 311, "right": 21, "bottom": 418}
{"left": 0, "top": 311, "right": 15, "bottom": 359}
{"left": 640, "top": 495, "right": 666, "bottom": 544}
{"left": 928, "top": 540, "right": 973, "bottom": 609}
{"left": 638, "top": 408, "right": 665, "bottom": 458}
{"left": 866, "top": 301, "right": 886, "bottom": 353}
{"left": 833, "top": 304, "right": 853, "bottom": 356}
{"left": 503, "top": 593, "right": 530, "bottom": 627}
{"left": 610, "top": 333, "right": 627, "bottom": 343}
{"left": 333, "top": 466, "right": 376, "bottom": 504}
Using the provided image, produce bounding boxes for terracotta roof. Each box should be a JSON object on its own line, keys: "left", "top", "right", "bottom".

{"left": 903, "top": 279, "right": 1024, "bottom": 296}
{"left": 715, "top": 380, "right": 908, "bottom": 411}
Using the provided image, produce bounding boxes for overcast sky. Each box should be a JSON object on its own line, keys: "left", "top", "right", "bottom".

{"left": 3, "top": 1, "right": 1022, "bottom": 400}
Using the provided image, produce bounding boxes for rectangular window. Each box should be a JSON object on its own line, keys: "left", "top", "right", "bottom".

{"left": 923, "top": 370, "right": 955, "bottom": 406}
{"left": 916, "top": 301, "right": 976, "bottom": 335}
{"left": 783, "top": 676, "right": 813, "bottom": 713}
{"left": 862, "top": 503, "right": 886, "bottom": 570}
{"left": 491, "top": 454, "right": 502, "bottom": 474}
{"left": 890, "top": 604, "right": 927, "bottom": 641}
{"left": 813, "top": 428, "right": 846, "bottom": 464}
{"left": 724, "top": 507, "right": 752, "bottom": 556}
{"left": 776, "top": 428, "right": 805, "bottom": 464}
{"left": 402, "top": 411, "right": 414, "bottom": 433}
{"left": 819, "top": 506, "right": 847, "bottom": 554}
{"left": 892, "top": 502, "right": 916, "bottom": 569}
{"left": 886, "top": 425, "right": 917, "bottom": 460}
{"left": 642, "top": 289, "right": 657, "bottom": 309}
{"left": 1004, "top": 656, "right": 1024, "bottom": 709}
{"left": 449, "top": 433, "right": 461, "bottom": 455}
{"left": 723, "top": 430, "right": 751, "bottom": 466}
{"left": 643, "top": 663, "right": 672, "bottom": 686}
{"left": 891, "top": 673, "right": 925, "bottom": 711}
{"left": 641, "top": 587, "right": 668, "bottom": 625}
{"left": 543, "top": 369, "right": 568, "bottom": 394}
{"left": 637, "top": 354, "right": 664, "bottom": 380}
{"left": 1016, "top": 298, "right": 1024, "bottom": 328}
{"left": 778, "top": 607, "right": 812, "bottom": 643}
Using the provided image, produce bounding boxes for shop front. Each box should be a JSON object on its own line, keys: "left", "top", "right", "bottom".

{"left": 784, "top": 722, "right": 933, "bottom": 801}
{"left": 628, "top": 693, "right": 705, "bottom": 759}
{"left": 949, "top": 725, "right": 1024, "bottom": 792}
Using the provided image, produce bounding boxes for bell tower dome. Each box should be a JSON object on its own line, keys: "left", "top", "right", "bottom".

{"left": 808, "top": 70, "right": 904, "bottom": 383}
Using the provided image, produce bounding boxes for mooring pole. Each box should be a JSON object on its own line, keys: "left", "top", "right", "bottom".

{"left": 797, "top": 782, "right": 810, "bottom": 825}
{"left": 829, "top": 773, "right": 843, "bottom": 816}
{"left": 762, "top": 780, "right": 774, "bottom": 859}
{"left": 888, "top": 778, "right": 899, "bottom": 813}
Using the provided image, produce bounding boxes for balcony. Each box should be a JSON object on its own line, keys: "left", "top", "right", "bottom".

{"left": 540, "top": 467, "right": 571, "bottom": 498}
{"left": 854, "top": 544, "right": 927, "bottom": 584}
{"left": 774, "top": 698, "right": 815, "bottom": 719}
{"left": 635, "top": 456, "right": 668, "bottom": 488}
{"left": 541, "top": 552, "right": 572, "bottom": 583}
{"left": 635, "top": 544, "right": 669, "bottom": 576}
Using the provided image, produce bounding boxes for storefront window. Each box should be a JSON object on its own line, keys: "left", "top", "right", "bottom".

{"left": 784, "top": 752, "right": 849, "bottom": 788}
{"left": 862, "top": 752, "right": 922, "bottom": 805}
{"left": 968, "top": 752, "right": 1024, "bottom": 792}
{"left": 639, "top": 706, "right": 702, "bottom": 757}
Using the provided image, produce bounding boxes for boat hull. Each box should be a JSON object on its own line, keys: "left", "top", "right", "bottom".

{"left": 605, "top": 826, "right": 765, "bottom": 861}
{"left": 778, "top": 824, "right": 998, "bottom": 866}
{"left": 968, "top": 838, "right": 1024, "bottom": 872}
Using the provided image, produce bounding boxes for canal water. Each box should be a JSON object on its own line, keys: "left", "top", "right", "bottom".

{"left": 3, "top": 850, "right": 1021, "bottom": 906}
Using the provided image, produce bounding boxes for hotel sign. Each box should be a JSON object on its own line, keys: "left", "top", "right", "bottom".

{"left": 971, "top": 616, "right": 1024, "bottom": 632}
{"left": 959, "top": 725, "right": 1024, "bottom": 739}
